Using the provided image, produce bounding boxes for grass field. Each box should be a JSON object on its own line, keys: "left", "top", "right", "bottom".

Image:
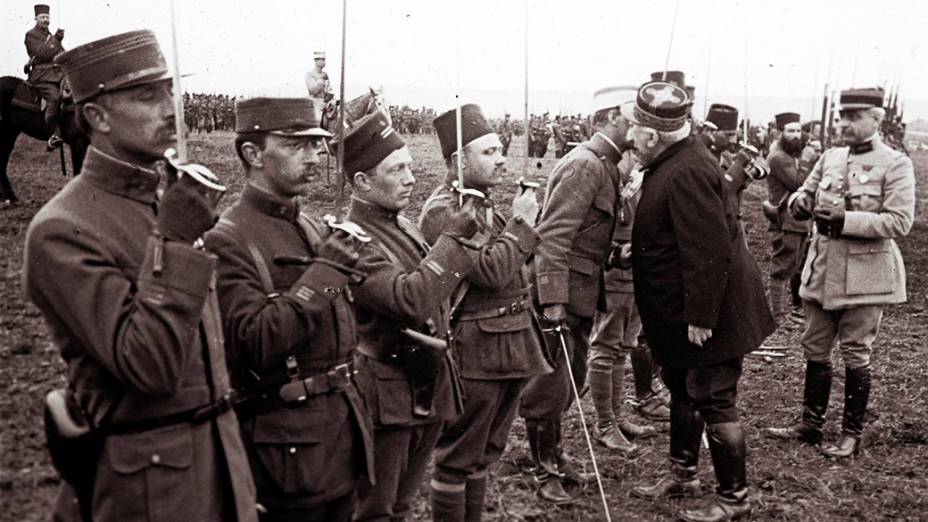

{"left": 2, "top": 132, "right": 927, "bottom": 521}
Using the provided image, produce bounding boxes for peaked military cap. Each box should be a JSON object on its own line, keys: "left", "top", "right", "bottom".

{"left": 706, "top": 103, "right": 739, "bottom": 132}
{"left": 774, "top": 112, "right": 801, "bottom": 130}
{"left": 591, "top": 86, "right": 638, "bottom": 114}
{"left": 331, "top": 111, "right": 404, "bottom": 176}
{"left": 55, "top": 30, "right": 171, "bottom": 103}
{"left": 650, "top": 70, "right": 687, "bottom": 91}
{"left": 314, "top": 51, "right": 326, "bottom": 60}
{"left": 621, "top": 81, "right": 691, "bottom": 132}
{"left": 838, "top": 87, "right": 885, "bottom": 111}
{"left": 433, "top": 103, "right": 494, "bottom": 158}
{"left": 235, "top": 97, "right": 332, "bottom": 137}
{"left": 34, "top": 4, "right": 50, "bottom": 15}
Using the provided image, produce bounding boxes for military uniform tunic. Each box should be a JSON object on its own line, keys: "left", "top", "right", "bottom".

{"left": 791, "top": 137, "right": 915, "bottom": 367}
{"left": 419, "top": 183, "right": 550, "bottom": 488}
{"left": 24, "top": 147, "right": 257, "bottom": 522}
{"left": 347, "top": 197, "right": 475, "bottom": 521}
{"left": 205, "top": 185, "right": 373, "bottom": 512}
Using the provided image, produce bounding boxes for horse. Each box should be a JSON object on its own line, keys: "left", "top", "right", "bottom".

{"left": 0, "top": 76, "right": 89, "bottom": 205}
{"left": 321, "top": 87, "right": 391, "bottom": 138}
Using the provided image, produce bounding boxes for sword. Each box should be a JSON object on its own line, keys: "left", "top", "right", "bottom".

{"left": 542, "top": 321, "right": 612, "bottom": 522}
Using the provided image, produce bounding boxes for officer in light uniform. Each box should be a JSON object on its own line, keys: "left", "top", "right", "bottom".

{"left": 304, "top": 51, "right": 331, "bottom": 117}
{"left": 764, "top": 87, "right": 916, "bottom": 459}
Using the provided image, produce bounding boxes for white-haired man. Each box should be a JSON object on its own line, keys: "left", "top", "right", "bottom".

{"left": 764, "top": 87, "right": 915, "bottom": 459}
{"left": 623, "top": 80, "right": 774, "bottom": 522}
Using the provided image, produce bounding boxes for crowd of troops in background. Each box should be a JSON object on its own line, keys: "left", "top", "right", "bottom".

{"left": 182, "top": 92, "right": 237, "bottom": 133}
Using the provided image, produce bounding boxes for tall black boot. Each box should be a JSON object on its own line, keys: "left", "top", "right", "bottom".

{"left": 764, "top": 360, "right": 832, "bottom": 444}
{"left": 678, "top": 422, "right": 751, "bottom": 522}
{"left": 822, "top": 365, "right": 870, "bottom": 458}
{"left": 525, "top": 419, "right": 572, "bottom": 504}
{"left": 631, "top": 401, "right": 703, "bottom": 499}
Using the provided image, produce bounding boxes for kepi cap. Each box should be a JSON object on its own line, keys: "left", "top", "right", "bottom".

{"left": 314, "top": 51, "right": 326, "bottom": 60}
{"left": 706, "top": 103, "right": 739, "bottom": 132}
{"left": 330, "top": 111, "right": 405, "bottom": 176}
{"left": 838, "top": 87, "right": 885, "bottom": 111}
{"left": 620, "top": 81, "right": 691, "bottom": 132}
{"left": 774, "top": 112, "right": 801, "bottom": 130}
{"left": 235, "top": 97, "right": 332, "bottom": 137}
{"left": 591, "top": 86, "right": 638, "bottom": 114}
{"left": 55, "top": 30, "right": 171, "bottom": 103}
{"left": 433, "top": 103, "right": 494, "bottom": 158}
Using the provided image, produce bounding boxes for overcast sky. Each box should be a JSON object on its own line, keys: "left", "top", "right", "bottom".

{"left": 3, "top": 0, "right": 926, "bottom": 121}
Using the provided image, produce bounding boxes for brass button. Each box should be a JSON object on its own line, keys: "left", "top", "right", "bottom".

{"left": 151, "top": 453, "right": 161, "bottom": 464}
{"left": 289, "top": 447, "right": 297, "bottom": 455}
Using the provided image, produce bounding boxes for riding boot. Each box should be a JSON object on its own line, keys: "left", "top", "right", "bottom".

{"left": 764, "top": 360, "right": 831, "bottom": 444}
{"left": 768, "top": 277, "right": 789, "bottom": 326}
{"left": 822, "top": 365, "right": 870, "bottom": 458}
{"left": 631, "top": 401, "right": 703, "bottom": 499}
{"left": 464, "top": 475, "right": 487, "bottom": 522}
{"left": 612, "top": 355, "right": 657, "bottom": 439}
{"left": 431, "top": 480, "right": 466, "bottom": 522}
{"left": 677, "top": 422, "right": 750, "bottom": 522}
{"left": 630, "top": 344, "right": 655, "bottom": 399}
{"left": 553, "top": 418, "right": 596, "bottom": 484}
{"left": 525, "top": 419, "right": 572, "bottom": 504}
{"left": 589, "top": 356, "right": 639, "bottom": 453}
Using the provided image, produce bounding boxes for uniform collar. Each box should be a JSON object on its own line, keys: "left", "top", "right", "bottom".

{"left": 349, "top": 196, "right": 400, "bottom": 222}
{"left": 849, "top": 135, "right": 878, "bottom": 155}
{"left": 589, "top": 132, "right": 622, "bottom": 164}
{"left": 80, "top": 147, "right": 161, "bottom": 205}
{"left": 242, "top": 183, "right": 300, "bottom": 222}
{"left": 642, "top": 136, "right": 692, "bottom": 173}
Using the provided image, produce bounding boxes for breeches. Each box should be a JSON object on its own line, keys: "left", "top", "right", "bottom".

{"left": 519, "top": 314, "right": 592, "bottom": 420}
{"left": 800, "top": 301, "right": 883, "bottom": 369}
{"left": 769, "top": 230, "right": 807, "bottom": 281}
{"left": 589, "top": 292, "right": 641, "bottom": 363}
{"left": 660, "top": 357, "right": 743, "bottom": 425}
{"left": 434, "top": 378, "right": 525, "bottom": 483}
{"left": 355, "top": 422, "right": 443, "bottom": 521}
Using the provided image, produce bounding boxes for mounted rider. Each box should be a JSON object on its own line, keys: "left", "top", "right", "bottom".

{"left": 305, "top": 50, "right": 334, "bottom": 118}
{"left": 24, "top": 3, "right": 66, "bottom": 150}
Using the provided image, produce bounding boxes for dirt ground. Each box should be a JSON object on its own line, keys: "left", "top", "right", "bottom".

{"left": 2, "top": 133, "right": 927, "bottom": 521}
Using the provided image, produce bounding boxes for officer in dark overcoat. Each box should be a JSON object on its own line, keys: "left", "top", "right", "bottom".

{"left": 24, "top": 3, "right": 66, "bottom": 148}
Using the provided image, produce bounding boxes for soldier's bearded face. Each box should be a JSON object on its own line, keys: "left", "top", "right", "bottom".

{"left": 358, "top": 146, "right": 415, "bottom": 211}
{"left": 92, "top": 80, "right": 177, "bottom": 164}
{"left": 259, "top": 135, "right": 324, "bottom": 198}
{"left": 36, "top": 14, "right": 50, "bottom": 27}
{"left": 462, "top": 134, "right": 506, "bottom": 189}
{"left": 781, "top": 123, "right": 802, "bottom": 153}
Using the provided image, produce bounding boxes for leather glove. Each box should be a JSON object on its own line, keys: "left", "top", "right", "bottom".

{"left": 157, "top": 176, "right": 215, "bottom": 243}
{"left": 790, "top": 194, "right": 814, "bottom": 221}
{"left": 606, "top": 242, "right": 633, "bottom": 270}
{"left": 813, "top": 204, "right": 845, "bottom": 238}
{"left": 54, "top": 29, "right": 64, "bottom": 41}
{"left": 442, "top": 208, "right": 480, "bottom": 241}
{"left": 317, "top": 230, "right": 361, "bottom": 268}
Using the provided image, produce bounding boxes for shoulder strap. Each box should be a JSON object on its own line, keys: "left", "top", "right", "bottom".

{"left": 296, "top": 213, "right": 324, "bottom": 249}
{"left": 213, "top": 218, "right": 274, "bottom": 294}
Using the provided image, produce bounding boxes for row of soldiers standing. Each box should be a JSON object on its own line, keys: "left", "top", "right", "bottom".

{"left": 183, "top": 92, "right": 237, "bottom": 133}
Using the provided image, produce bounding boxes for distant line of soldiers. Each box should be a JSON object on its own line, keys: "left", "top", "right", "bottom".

{"left": 388, "top": 105, "right": 438, "bottom": 135}
{"left": 183, "top": 92, "right": 237, "bottom": 134}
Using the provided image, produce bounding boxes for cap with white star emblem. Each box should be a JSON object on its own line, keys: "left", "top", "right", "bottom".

{"left": 620, "top": 81, "right": 692, "bottom": 131}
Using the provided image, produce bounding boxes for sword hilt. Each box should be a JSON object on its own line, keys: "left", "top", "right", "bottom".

{"left": 322, "top": 214, "right": 372, "bottom": 243}
{"left": 164, "top": 148, "right": 226, "bottom": 192}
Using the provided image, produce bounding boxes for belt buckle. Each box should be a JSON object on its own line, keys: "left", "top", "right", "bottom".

{"left": 331, "top": 363, "right": 352, "bottom": 390}
{"left": 510, "top": 302, "right": 524, "bottom": 314}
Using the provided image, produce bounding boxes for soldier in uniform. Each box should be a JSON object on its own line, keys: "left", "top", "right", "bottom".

{"left": 421, "top": 104, "right": 552, "bottom": 520}
{"left": 623, "top": 80, "right": 774, "bottom": 522}
{"left": 333, "top": 111, "right": 481, "bottom": 522}
{"left": 204, "top": 97, "right": 372, "bottom": 521}
{"left": 521, "top": 86, "right": 633, "bottom": 503}
{"left": 498, "top": 113, "right": 514, "bottom": 156}
{"left": 764, "top": 112, "right": 811, "bottom": 327}
{"left": 24, "top": 30, "right": 257, "bottom": 522}
{"left": 24, "top": 3, "right": 66, "bottom": 149}
{"left": 304, "top": 51, "right": 331, "bottom": 118}
{"left": 764, "top": 87, "right": 916, "bottom": 459}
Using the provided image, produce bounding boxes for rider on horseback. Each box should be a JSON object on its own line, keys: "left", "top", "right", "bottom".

{"left": 24, "top": 4, "right": 65, "bottom": 150}
{"left": 305, "top": 51, "right": 334, "bottom": 117}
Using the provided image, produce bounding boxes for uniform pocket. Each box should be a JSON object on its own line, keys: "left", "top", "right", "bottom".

{"left": 476, "top": 313, "right": 532, "bottom": 333}
{"left": 848, "top": 179, "right": 884, "bottom": 213}
{"left": 372, "top": 362, "right": 413, "bottom": 425}
{"left": 107, "top": 424, "right": 195, "bottom": 521}
{"left": 846, "top": 239, "right": 894, "bottom": 295}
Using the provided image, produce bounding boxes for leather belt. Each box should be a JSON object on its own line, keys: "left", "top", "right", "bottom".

{"left": 106, "top": 393, "right": 235, "bottom": 436}
{"left": 278, "top": 361, "right": 355, "bottom": 403}
{"left": 455, "top": 298, "right": 532, "bottom": 322}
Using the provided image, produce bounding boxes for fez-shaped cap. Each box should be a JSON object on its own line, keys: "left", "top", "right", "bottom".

{"left": 775, "top": 112, "right": 801, "bottom": 130}
{"left": 55, "top": 30, "right": 171, "bottom": 103}
{"left": 34, "top": 4, "right": 50, "bottom": 15}
{"left": 314, "top": 51, "right": 326, "bottom": 60}
{"left": 433, "top": 103, "right": 494, "bottom": 158}
{"left": 650, "top": 70, "right": 687, "bottom": 90}
{"left": 235, "top": 97, "right": 332, "bottom": 137}
{"left": 591, "top": 86, "right": 638, "bottom": 114}
{"left": 330, "top": 111, "right": 405, "bottom": 176}
{"left": 620, "top": 81, "right": 691, "bottom": 132}
{"left": 706, "top": 103, "right": 739, "bottom": 132}
{"left": 839, "top": 87, "right": 885, "bottom": 111}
